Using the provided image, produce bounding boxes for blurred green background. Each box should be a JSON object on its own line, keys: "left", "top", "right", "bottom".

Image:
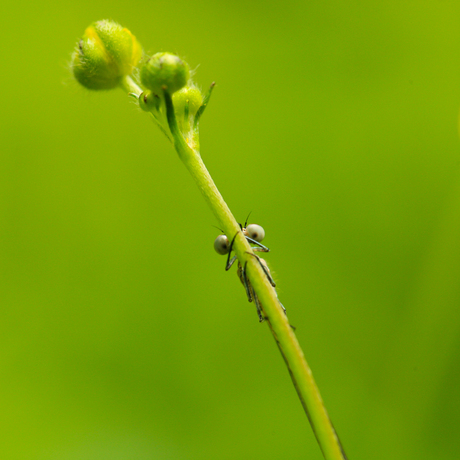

{"left": 1, "top": 1, "right": 460, "bottom": 459}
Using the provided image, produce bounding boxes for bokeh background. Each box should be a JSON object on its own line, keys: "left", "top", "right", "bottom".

{"left": 1, "top": 1, "right": 460, "bottom": 459}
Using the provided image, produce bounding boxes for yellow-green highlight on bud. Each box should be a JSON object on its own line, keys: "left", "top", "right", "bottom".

{"left": 71, "top": 19, "right": 142, "bottom": 90}
{"left": 139, "top": 91, "right": 160, "bottom": 112}
{"left": 140, "top": 52, "right": 190, "bottom": 95}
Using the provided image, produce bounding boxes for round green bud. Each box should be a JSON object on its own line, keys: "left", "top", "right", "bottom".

{"left": 71, "top": 19, "right": 142, "bottom": 90}
{"left": 138, "top": 91, "right": 160, "bottom": 112}
{"left": 172, "top": 86, "right": 203, "bottom": 118}
{"left": 140, "top": 52, "right": 190, "bottom": 94}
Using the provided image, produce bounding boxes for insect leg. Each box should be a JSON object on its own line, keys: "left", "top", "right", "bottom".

{"left": 246, "top": 252, "right": 276, "bottom": 287}
{"left": 225, "top": 231, "right": 239, "bottom": 271}
{"left": 241, "top": 261, "right": 253, "bottom": 303}
{"left": 241, "top": 261, "right": 266, "bottom": 322}
{"left": 226, "top": 255, "right": 237, "bottom": 271}
{"left": 245, "top": 236, "right": 270, "bottom": 252}
{"left": 251, "top": 288, "right": 265, "bottom": 323}
{"left": 279, "top": 301, "right": 287, "bottom": 314}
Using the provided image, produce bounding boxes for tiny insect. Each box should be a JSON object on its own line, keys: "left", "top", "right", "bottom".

{"left": 214, "top": 219, "right": 286, "bottom": 322}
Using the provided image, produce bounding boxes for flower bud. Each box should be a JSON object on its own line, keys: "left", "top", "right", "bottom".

{"left": 71, "top": 20, "right": 142, "bottom": 90}
{"left": 140, "top": 52, "right": 189, "bottom": 94}
{"left": 138, "top": 91, "right": 160, "bottom": 112}
{"left": 172, "top": 86, "right": 203, "bottom": 119}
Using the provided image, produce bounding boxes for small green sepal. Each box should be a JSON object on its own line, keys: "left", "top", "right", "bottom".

{"left": 140, "top": 52, "right": 190, "bottom": 95}
{"left": 71, "top": 19, "right": 142, "bottom": 90}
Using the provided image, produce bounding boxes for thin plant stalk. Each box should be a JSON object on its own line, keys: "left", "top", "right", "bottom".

{"left": 120, "top": 76, "right": 347, "bottom": 460}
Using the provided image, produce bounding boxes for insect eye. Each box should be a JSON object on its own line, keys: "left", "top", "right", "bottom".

{"left": 245, "top": 224, "right": 265, "bottom": 242}
{"left": 214, "top": 234, "right": 230, "bottom": 255}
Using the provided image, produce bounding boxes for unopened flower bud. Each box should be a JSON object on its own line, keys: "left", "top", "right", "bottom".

{"left": 172, "top": 86, "right": 203, "bottom": 119}
{"left": 71, "top": 20, "right": 142, "bottom": 90}
{"left": 138, "top": 90, "right": 160, "bottom": 112}
{"left": 140, "top": 52, "right": 189, "bottom": 95}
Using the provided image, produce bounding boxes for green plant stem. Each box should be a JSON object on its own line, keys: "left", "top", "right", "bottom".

{"left": 120, "top": 76, "right": 143, "bottom": 94}
{"left": 123, "top": 77, "right": 347, "bottom": 460}
{"left": 174, "top": 134, "right": 347, "bottom": 460}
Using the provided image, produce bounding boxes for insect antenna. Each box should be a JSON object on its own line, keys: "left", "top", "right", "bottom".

{"left": 244, "top": 211, "right": 253, "bottom": 228}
